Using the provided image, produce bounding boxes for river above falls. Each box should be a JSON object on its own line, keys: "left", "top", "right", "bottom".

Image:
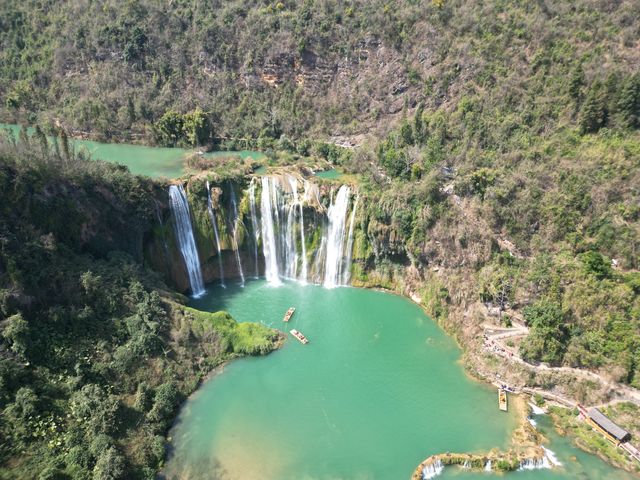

{"left": 0, "top": 123, "right": 264, "bottom": 178}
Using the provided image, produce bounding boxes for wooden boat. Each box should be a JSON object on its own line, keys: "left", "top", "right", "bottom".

{"left": 283, "top": 307, "right": 296, "bottom": 322}
{"left": 498, "top": 388, "right": 508, "bottom": 411}
{"left": 290, "top": 329, "right": 309, "bottom": 344}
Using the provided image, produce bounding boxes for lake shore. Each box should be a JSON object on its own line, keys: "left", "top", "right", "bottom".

{"left": 411, "top": 394, "right": 551, "bottom": 478}
{"left": 353, "top": 275, "right": 640, "bottom": 477}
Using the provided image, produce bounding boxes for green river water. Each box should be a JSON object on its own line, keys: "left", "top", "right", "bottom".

{"left": 315, "top": 168, "right": 343, "bottom": 179}
{"left": 164, "top": 280, "right": 634, "bottom": 480}
{"left": 0, "top": 124, "right": 263, "bottom": 178}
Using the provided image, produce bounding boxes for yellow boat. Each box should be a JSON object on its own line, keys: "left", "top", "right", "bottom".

{"left": 283, "top": 307, "right": 296, "bottom": 322}
{"left": 498, "top": 389, "right": 508, "bottom": 411}
{"left": 290, "top": 329, "right": 309, "bottom": 344}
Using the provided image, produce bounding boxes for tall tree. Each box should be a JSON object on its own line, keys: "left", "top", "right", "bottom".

{"left": 578, "top": 80, "right": 607, "bottom": 134}
{"left": 617, "top": 73, "right": 640, "bottom": 129}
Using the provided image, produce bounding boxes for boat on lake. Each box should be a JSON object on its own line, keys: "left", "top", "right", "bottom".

{"left": 283, "top": 307, "right": 296, "bottom": 322}
{"left": 498, "top": 388, "right": 508, "bottom": 411}
{"left": 290, "top": 329, "right": 309, "bottom": 344}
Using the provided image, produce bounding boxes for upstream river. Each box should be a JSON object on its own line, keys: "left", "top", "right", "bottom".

{"left": 163, "top": 280, "right": 634, "bottom": 479}
{"left": 0, "top": 123, "right": 262, "bottom": 178}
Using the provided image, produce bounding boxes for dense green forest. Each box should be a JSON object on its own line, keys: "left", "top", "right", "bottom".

{"left": 2, "top": 0, "right": 638, "bottom": 145}
{"left": 348, "top": 119, "right": 640, "bottom": 386}
{"left": 1, "top": 0, "right": 640, "bottom": 476}
{"left": 0, "top": 137, "right": 280, "bottom": 479}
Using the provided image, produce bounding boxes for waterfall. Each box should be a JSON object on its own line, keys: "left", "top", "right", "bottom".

{"left": 422, "top": 459, "right": 444, "bottom": 479}
{"left": 542, "top": 446, "right": 562, "bottom": 466}
{"left": 256, "top": 175, "right": 310, "bottom": 284}
{"left": 284, "top": 181, "right": 298, "bottom": 280}
{"left": 312, "top": 235, "right": 327, "bottom": 284}
{"left": 484, "top": 460, "right": 492, "bottom": 472}
{"left": 518, "top": 456, "right": 550, "bottom": 471}
{"left": 247, "top": 175, "right": 356, "bottom": 287}
{"left": 292, "top": 177, "right": 308, "bottom": 283}
{"left": 323, "top": 185, "right": 351, "bottom": 288}
{"left": 228, "top": 185, "right": 245, "bottom": 286}
{"left": 342, "top": 195, "right": 358, "bottom": 285}
{"left": 168, "top": 185, "right": 205, "bottom": 297}
{"left": 260, "top": 177, "right": 281, "bottom": 285}
{"left": 248, "top": 178, "right": 260, "bottom": 278}
{"left": 206, "top": 181, "right": 225, "bottom": 288}
{"left": 518, "top": 447, "right": 562, "bottom": 472}
{"left": 529, "top": 402, "right": 546, "bottom": 415}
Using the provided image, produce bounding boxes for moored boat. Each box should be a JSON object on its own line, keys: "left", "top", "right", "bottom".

{"left": 283, "top": 307, "right": 296, "bottom": 322}
{"left": 290, "top": 329, "right": 309, "bottom": 344}
{"left": 498, "top": 388, "right": 508, "bottom": 411}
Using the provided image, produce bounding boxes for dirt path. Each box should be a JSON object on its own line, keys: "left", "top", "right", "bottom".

{"left": 482, "top": 323, "right": 640, "bottom": 407}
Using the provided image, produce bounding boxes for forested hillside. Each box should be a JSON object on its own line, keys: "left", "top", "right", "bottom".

{"left": 1, "top": 0, "right": 640, "bottom": 474}
{"left": 0, "top": 137, "right": 280, "bottom": 479}
{"left": 1, "top": 0, "right": 639, "bottom": 395}
{"left": 1, "top": 0, "right": 639, "bottom": 146}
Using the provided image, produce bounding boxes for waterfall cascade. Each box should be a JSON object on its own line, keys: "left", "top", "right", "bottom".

{"left": 168, "top": 185, "right": 205, "bottom": 297}
{"left": 248, "top": 178, "right": 260, "bottom": 278}
{"left": 206, "top": 181, "right": 225, "bottom": 287}
{"left": 342, "top": 195, "right": 358, "bottom": 285}
{"left": 260, "top": 176, "right": 282, "bottom": 285}
{"left": 228, "top": 185, "right": 245, "bottom": 286}
{"left": 293, "top": 177, "right": 308, "bottom": 283}
{"left": 312, "top": 236, "right": 327, "bottom": 284}
{"left": 484, "top": 460, "right": 492, "bottom": 471}
{"left": 421, "top": 459, "right": 444, "bottom": 479}
{"left": 166, "top": 175, "right": 358, "bottom": 293}
{"left": 323, "top": 185, "right": 351, "bottom": 288}
{"left": 251, "top": 175, "right": 357, "bottom": 287}
{"left": 284, "top": 180, "right": 299, "bottom": 280}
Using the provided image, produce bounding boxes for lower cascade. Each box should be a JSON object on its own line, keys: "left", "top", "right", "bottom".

{"left": 422, "top": 459, "right": 444, "bottom": 479}
{"left": 519, "top": 447, "right": 561, "bottom": 470}
{"left": 542, "top": 446, "right": 562, "bottom": 466}
{"left": 168, "top": 184, "right": 205, "bottom": 297}
{"left": 519, "top": 456, "right": 551, "bottom": 470}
